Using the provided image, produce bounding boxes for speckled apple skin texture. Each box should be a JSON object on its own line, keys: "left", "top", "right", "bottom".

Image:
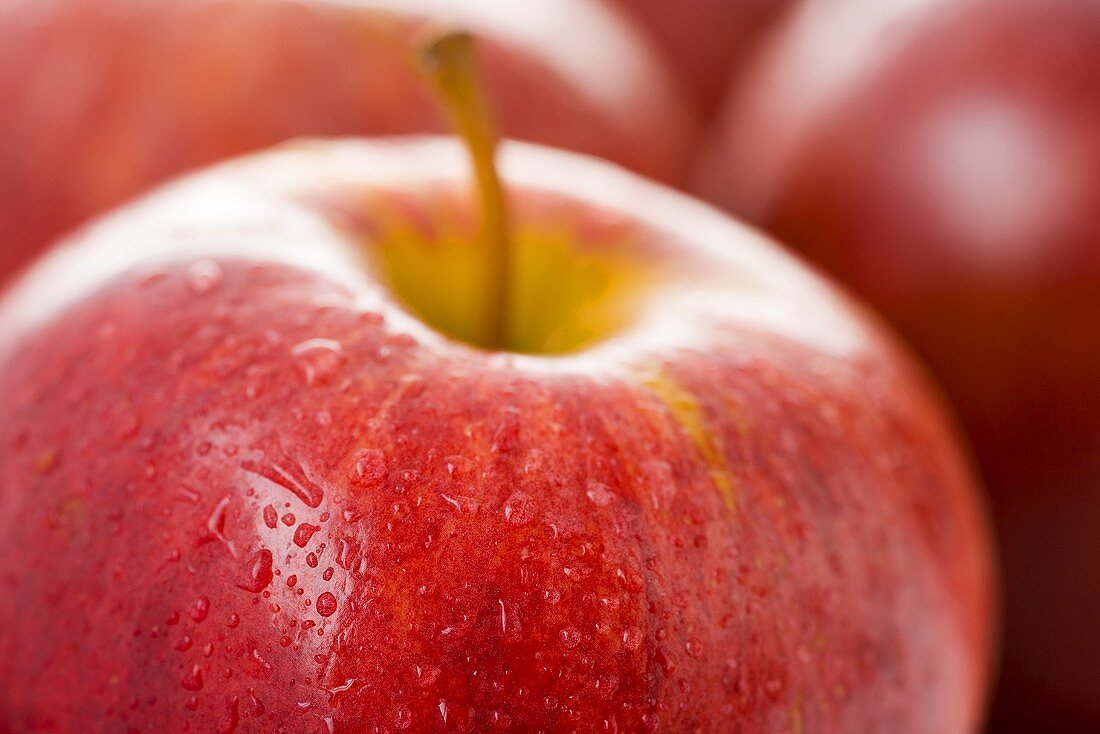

{"left": 0, "top": 139, "right": 992, "bottom": 732}
{"left": 0, "top": 0, "right": 696, "bottom": 281}
{"left": 698, "top": 0, "right": 1100, "bottom": 728}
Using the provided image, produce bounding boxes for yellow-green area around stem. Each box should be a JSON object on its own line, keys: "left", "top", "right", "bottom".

{"left": 368, "top": 222, "right": 651, "bottom": 355}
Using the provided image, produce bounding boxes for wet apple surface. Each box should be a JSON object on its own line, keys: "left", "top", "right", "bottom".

{"left": 0, "top": 139, "right": 993, "bottom": 732}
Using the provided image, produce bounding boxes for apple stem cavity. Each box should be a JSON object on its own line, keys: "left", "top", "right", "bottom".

{"left": 420, "top": 31, "right": 512, "bottom": 351}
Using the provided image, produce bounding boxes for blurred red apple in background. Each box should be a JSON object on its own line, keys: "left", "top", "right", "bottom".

{"left": 0, "top": 0, "right": 698, "bottom": 282}
{"left": 698, "top": 0, "right": 1100, "bottom": 729}
{"left": 607, "top": 0, "right": 798, "bottom": 114}
{"left": 0, "top": 135, "right": 993, "bottom": 731}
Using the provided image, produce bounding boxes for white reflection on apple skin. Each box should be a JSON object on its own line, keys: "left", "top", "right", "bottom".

{"left": 0, "top": 137, "right": 872, "bottom": 375}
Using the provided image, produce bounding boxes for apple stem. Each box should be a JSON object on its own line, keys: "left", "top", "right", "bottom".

{"left": 420, "top": 31, "right": 511, "bottom": 350}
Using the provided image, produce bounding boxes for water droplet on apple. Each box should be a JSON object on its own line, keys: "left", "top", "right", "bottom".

{"left": 416, "top": 665, "right": 441, "bottom": 687}
{"left": 262, "top": 505, "right": 278, "bottom": 529}
{"left": 186, "top": 260, "right": 223, "bottom": 295}
{"left": 316, "top": 592, "right": 338, "bottom": 618}
{"left": 391, "top": 500, "right": 411, "bottom": 521}
{"left": 585, "top": 482, "right": 616, "bottom": 507}
{"left": 616, "top": 566, "right": 645, "bottom": 593}
{"left": 291, "top": 339, "right": 345, "bottom": 386}
{"left": 389, "top": 332, "right": 418, "bottom": 349}
{"left": 350, "top": 449, "right": 387, "bottom": 488}
{"left": 281, "top": 512, "right": 296, "bottom": 526}
{"left": 655, "top": 646, "right": 675, "bottom": 677}
{"left": 175, "top": 485, "right": 201, "bottom": 504}
{"left": 236, "top": 550, "right": 273, "bottom": 593}
{"left": 247, "top": 690, "right": 265, "bottom": 717}
{"left": 188, "top": 597, "right": 210, "bottom": 623}
{"left": 293, "top": 523, "right": 320, "bottom": 548}
{"left": 175, "top": 635, "right": 194, "bottom": 652}
{"left": 542, "top": 588, "right": 561, "bottom": 605}
{"left": 394, "top": 704, "right": 413, "bottom": 730}
{"left": 139, "top": 271, "right": 169, "bottom": 289}
{"left": 239, "top": 648, "right": 273, "bottom": 681}
{"left": 335, "top": 538, "right": 351, "bottom": 569}
{"left": 685, "top": 638, "right": 704, "bottom": 658}
{"left": 205, "top": 496, "right": 237, "bottom": 558}
{"left": 327, "top": 678, "right": 357, "bottom": 699}
{"left": 181, "top": 664, "right": 204, "bottom": 691}
{"left": 558, "top": 627, "right": 581, "bottom": 648}
{"left": 621, "top": 627, "right": 643, "bottom": 651}
{"left": 244, "top": 457, "right": 325, "bottom": 508}
{"left": 503, "top": 492, "right": 535, "bottom": 526}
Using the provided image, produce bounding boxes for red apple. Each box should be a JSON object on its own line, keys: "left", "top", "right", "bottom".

{"left": 606, "top": 0, "right": 799, "bottom": 114}
{"left": 0, "top": 0, "right": 698, "bottom": 282}
{"left": 0, "top": 136, "right": 993, "bottom": 732}
{"left": 698, "top": 0, "right": 1100, "bottom": 728}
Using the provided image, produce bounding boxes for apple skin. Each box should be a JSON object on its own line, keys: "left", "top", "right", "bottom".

{"left": 0, "top": 0, "right": 698, "bottom": 283}
{"left": 697, "top": 0, "right": 1100, "bottom": 728}
{"left": 0, "top": 138, "right": 993, "bottom": 732}
{"left": 606, "top": 0, "right": 798, "bottom": 114}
